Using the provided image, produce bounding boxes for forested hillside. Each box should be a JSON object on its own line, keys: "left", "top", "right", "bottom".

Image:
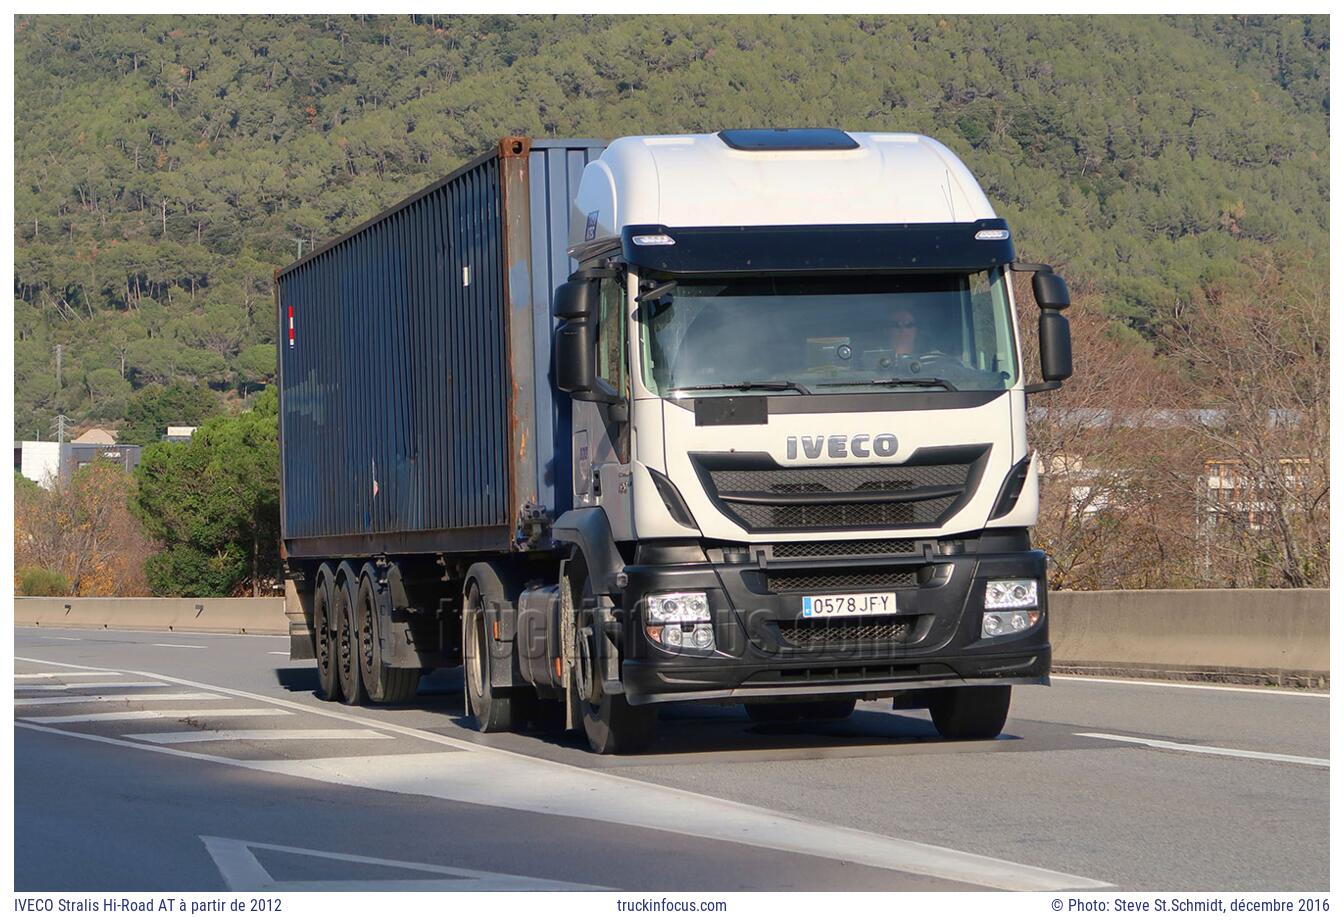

{"left": 13, "top": 15, "right": 1329, "bottom": 440}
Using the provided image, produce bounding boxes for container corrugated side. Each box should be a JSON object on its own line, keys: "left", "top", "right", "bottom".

{"left": 277, "top": 138, "right": 607, "bottom": 560}
{"left": 278, "top": 153, "right": 509, "bottom": 556}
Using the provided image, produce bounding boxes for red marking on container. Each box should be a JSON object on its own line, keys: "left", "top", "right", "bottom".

{"left": 288, "top": 305, "right": 295, "bottom": 347}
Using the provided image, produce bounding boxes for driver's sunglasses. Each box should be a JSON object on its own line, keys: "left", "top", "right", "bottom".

{"left": 893, "top": 320, "right": 917, "bottom": 329}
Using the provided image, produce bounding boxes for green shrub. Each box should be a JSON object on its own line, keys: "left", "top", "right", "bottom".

{"left": 19, "top": 567, "right": 69, "bottom": 597}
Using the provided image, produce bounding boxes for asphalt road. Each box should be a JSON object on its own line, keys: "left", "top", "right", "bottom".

{"left": 13, "top": 625, "right": 1329, "bottom": 892}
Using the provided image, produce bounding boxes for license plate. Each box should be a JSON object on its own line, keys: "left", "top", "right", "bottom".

{"left": 802, "top": 592, "right": 898, "bottom": 618}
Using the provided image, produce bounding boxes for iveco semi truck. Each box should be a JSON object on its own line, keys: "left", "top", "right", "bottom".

{"left": 276, "top": 129, "right": 1073, "bottom": 754}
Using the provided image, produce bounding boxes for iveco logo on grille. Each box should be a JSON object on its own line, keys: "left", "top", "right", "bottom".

{"left": 785, "top": 434, "right": 898, "bottom": 461}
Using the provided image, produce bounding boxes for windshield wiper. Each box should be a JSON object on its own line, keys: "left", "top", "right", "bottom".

{"left": 673, "top": 380, "right": 814, "bottom": 396}
{"left": 816, "top": 377, "right": 959, "bottom": 392}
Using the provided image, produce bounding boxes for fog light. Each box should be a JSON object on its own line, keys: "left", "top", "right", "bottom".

{"left": 982, "top": 608, "right": 1040, "bottom": 639}
{"left": 984, "top": 578, "right": 1039, "bottom": 610}
{"left": 691, "top": 625, "right": 714, "bottom": 649}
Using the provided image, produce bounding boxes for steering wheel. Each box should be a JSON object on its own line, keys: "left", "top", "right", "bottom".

{"left": 888, "top": 350, "right": 962, "bottom": 375}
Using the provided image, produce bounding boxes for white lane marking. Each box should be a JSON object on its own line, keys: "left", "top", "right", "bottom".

{"left": 1052, "top": 675, "right": 1328, "bottom": 698}
{"left": 154, "top": 643, "right": 208, "bottom": 649}
{"left": 16, "top": 681, "right": 169, "bottom": 691}
{"left": 51, "top": 637, "right": 81, "bottom": 641}
{"left": 200, "top": 836, "right": 605, "bottom": 892}
{"left": 267, "top": 651, "right": 290, "bottom": 656}
{"left": 126, "top": 729, "right": 390, "bottom": 745}
{"left": 14, "top": 657, "right": 1103, "bottom": 891}
{"left": 12, "top": 659, "right": 116, "bottom": 673}
{"left": 16, "top": 672, "right": 122, "bottom": 679}
{"left": 14, "top": 692, "right": 226, "bottom": 708}
{"left": 1077, "top": 732, "right": 1328, "bottom": 767}
{"left": 21, "top": 709, "right": 294, "bottom": 725}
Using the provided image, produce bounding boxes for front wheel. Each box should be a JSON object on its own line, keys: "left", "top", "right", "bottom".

{"left": 463, "top": 582, "right": 523, "bottom": 732}
{"left": 572, "top": 561, "right": 655, "bottom": 755}
{"left": 928, "top": 686, "right": 1011, "bottom": 740}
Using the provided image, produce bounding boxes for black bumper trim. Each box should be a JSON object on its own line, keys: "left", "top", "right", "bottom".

{"left": 626, "top": 673, "right": 1048, "bottom": 706}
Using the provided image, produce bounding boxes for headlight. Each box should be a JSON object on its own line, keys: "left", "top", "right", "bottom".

{"left": 645, "top": 592, "right": 710, "bottom": 623}
{"left": 984, "top": 578, "right": 1038, "bottom": 610}
{"left": 644, "top": 591, "right": 714, "bottom": 652}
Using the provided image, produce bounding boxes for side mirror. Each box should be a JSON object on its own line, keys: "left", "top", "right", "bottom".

{"left": 1032, "top": 271, "right": 1071, "bottom": 310}
{"left": 1015, "top": 265, "right": 1073, "bottom": 393}
{"left": 553, "top": 278, "right": 599, "bottom": 321}
{"left": 1039, "top": 309, "right": 1073, "bottom": 382}
{"left": 553, "top": 279, "right": 599, "bottom": 396}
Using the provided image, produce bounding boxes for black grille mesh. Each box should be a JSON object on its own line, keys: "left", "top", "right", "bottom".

{"left": 742, "top": 499, "right": 951, "bottom": 530}
{"left": 767, "top": 569, "right": 918, "bottom": 593}
{"left": 779, "top": 617, "right": 915, "bottom": 647}
{"left": 703, "top": 460, "right": 974, "bottom": 531}
{"left": 709, "top": 464, "right": 968, "bottom": 495}
{"left": 771, "top": 539, "right": 918, "bottom": 558}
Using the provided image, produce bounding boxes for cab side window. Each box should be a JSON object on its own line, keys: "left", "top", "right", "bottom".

{"left": 596, "top": 276, "right": 627, "bottom": 395}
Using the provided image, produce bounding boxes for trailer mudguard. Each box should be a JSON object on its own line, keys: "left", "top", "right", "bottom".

{"left": 372, "top": 563, "right": 437, "bottom": 670}
{"left": 552, "top": 507, "right": 625, "bottom": 596}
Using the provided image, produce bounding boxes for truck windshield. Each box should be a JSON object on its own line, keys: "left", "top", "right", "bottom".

{"left": 636, "top": 270, "right": 1018, "bottom": 397}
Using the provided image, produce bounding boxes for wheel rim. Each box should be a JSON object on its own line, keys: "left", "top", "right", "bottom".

{"left": 465, "top": 590, "right": 485, "bottom": 700}
{"left": 315, "top": 591, "right": 333, "bottom": 680}
{"left": 358, "top": 585, "right": 377, "bottom": 678}
{"left": 574, "top": 589, "right": 600, "bottom": 706}
{"left": 338, "top": 592, "right": 354, "bottom": 684}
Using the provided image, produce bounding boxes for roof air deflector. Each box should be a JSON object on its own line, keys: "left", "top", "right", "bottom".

{"left": 718, "top": 129, "right": 859, "bottom": 152}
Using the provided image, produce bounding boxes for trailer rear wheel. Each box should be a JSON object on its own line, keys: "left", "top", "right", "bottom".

{"left": 745, "top": 699, "right": 856, "bottom": 723}
{"left": 463, "top": 582, "right": 522, "bottom": 732}
{"left": 355, "top": 574, "right": 420, "bottom": 705}
{"left": 312, "top": 568, "right": 340, "bottom": 701}
{"left": 928, "top": 686, "right": 1011, "bottom": 740}
{"left": 334, "top": 577, "right": 364, "bottom": 706}
{"left": 573, "top": 565, "right": 655, "bottom": 755}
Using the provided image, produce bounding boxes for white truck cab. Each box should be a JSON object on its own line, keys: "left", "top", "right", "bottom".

{"left": 549, "top": 129, "right": 1072, "bottom": 750}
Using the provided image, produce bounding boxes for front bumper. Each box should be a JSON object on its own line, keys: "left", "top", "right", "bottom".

{"left": 616, "top": 533, "right": 1050, "bottom": 706}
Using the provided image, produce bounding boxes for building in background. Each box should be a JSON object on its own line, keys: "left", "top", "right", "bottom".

{"left": 71, "top": 427, "right": 119, "bottom": 445}
{"left": 14, "top": 441, "right": 60, "bottom": 487}
{"left": 14, "top": 440, "right": 143, "bottom": 489}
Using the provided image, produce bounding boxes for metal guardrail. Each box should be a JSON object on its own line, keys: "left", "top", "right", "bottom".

{"left": 14, "top": 589, "right": 1329, "bottom": 686}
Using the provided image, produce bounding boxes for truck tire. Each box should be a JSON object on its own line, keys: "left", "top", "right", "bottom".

{"left": 463, "top": 581, "right": 523, "bottom": 732}
{"left": 572, "top": 562, "right": 655, "bottom": 755}
{"left": 928, "top": 686, "right": 1011, "bottom": 740}
{"left": 355, "top": 573, "right": 420, "bottom": 705}
{"left": 745, "top": 699, "right": 856, "bottom": 723}
{"left": 334, "top": 576, "right": 364, "bottom": 706}
{"left": 312, "top": 567, "right": 340, "bottom": 701}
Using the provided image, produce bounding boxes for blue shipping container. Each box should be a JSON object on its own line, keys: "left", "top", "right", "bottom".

{"left": 276, "top": 138, "right": 606, "bottom": 560}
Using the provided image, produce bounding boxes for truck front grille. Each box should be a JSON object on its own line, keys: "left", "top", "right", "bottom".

{"left": 770, "top": 538, "right": 918, "bottom": 558}
{"left": 766, "top": 569, "right": 918, "bottom": 594}
{"left": 691, "top": 448, "right": 989, "bottom": 533}
{"left": 778, "top": 616, "right": 916, "bottom": 648}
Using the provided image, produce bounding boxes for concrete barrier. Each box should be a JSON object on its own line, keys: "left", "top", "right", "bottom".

{"left": 15, "top": 589, "right": 1330, "bottom": 686}
{"left": 14, "top": 596, "right": 287, "bottom": 636}
{"left": 1051, "top": 589, "right": 1329, "bottom": 687}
